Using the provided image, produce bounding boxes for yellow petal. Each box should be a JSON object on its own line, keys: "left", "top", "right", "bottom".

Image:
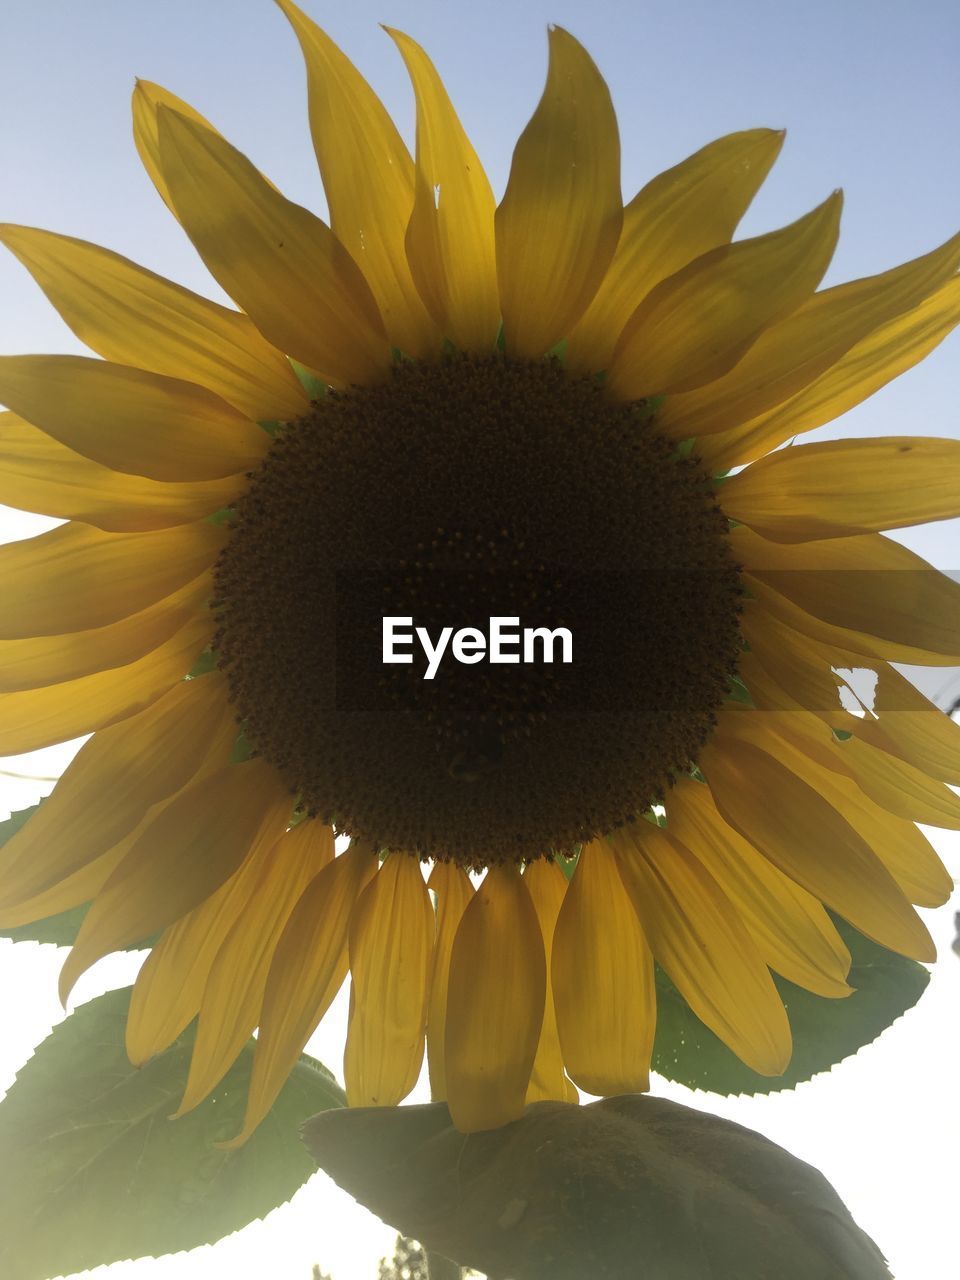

{"left": 608, "top": 824, "right": 791, "bottom": 1076}
{"left": 59, "top": 757, "right": 291, "bottom": 1003}
{"left": 495, "top": 27, "right": 622, "bottom": 358}
{"left": 344, "top": 855, "right": 434, "bottom": 1106}
{"left": 225, "top": 840, "right": 376, "bottom": 1146}
{"left": 666, "top": 775, "right": 852, "bottom": 996}
{"left": 567, "top": 128, "right": 783, "bottom": 374}
{"left": 156, "top": 107, "right": 389, "bottom": 386}
{"left": 701, "top": 273, "right": 960, "bottom": 472}
{"left": 607, "top": 191, "right": 841, "bottom": 398}
{"left": 132, "top": 80, "right": 224, "bottom": 215}
{"left": 739, "top": 608, "right": 851, "bottom": 729}
{"left": 724, "top": 437, "right": 960, "bottom": 541}
{"left": 701, "top": 726, "right": 934, "bottom": 961}
{"left": 174, "top": 820, "right": 334, "bottom": 1113}
{"left": 0, "top": 412, "right": 245, "bottom": 531}
{"left": 0, "top": 355, "right": 268, "bottom": 482}
{"left": 551, "top": 841, "right": 655, "bottom": 1095}
{"left": 425, "top": 859, "right": 474, "bottom": 1101}
{"left": 734, "top": 526, "right": 960, "bottom": 665}
{"left": 522, "top": 859, "right": 578, "bottom": 1105}
{"left": 659, "top": 229, "right": 960, "bottom": 439}
{"left": 0, "top": 519, "right": 225, "bottom": 639}
{"left": 444, "top": 863, "right": 545, "bottom": 1132}
{"left": 855, "top": 663, "right": 960, "bottom": 786}
{"left": 0, "top": 224, "right": 306, "bottom": 421}
{"left": 0, "top": 672, "right": 235, "bottom": 909}
{"left": 0, "top": 611, "right": 211, "bottom": 756}
{"left": 275, "top": 1, "right": 437, "bottom": 358}
{"left": 0, "top": 844, "right": 127, "bottom": 930}
{"left": 833, "top": 735, "right": 960, "bottom": 832}
{"left": 0, "top": 573, "right": 210, "bottom": 692}
{"left": 386, "top": 28, "right": 499, "bottom": 351}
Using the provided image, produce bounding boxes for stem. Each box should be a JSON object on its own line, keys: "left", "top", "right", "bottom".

{"left": 425, "top": 1250, "right": 462, "bottom": 1280}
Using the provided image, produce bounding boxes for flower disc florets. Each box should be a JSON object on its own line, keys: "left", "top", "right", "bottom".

{"left": 213, "top": 354, "right": 742, "bottom": 867}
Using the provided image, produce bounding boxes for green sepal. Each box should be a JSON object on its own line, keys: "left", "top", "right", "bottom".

{"left": 0, "top": 986, "right": 345, "bottom": 1279}
{"left": 289, "top": 358, "right": 328, "bottom": 399}
{"left": 652, "top": 914, "right": 929, "bottom": 1094}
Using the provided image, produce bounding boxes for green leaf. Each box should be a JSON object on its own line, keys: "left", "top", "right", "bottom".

{"left": 0, "top": 986, "right": 345, "bottom": 1278}
{"left": 652, "top": 914, "right": 929, "bottom": 1094}
{"left": 302, "top": 1097, "right": 891, "bottom": 1279}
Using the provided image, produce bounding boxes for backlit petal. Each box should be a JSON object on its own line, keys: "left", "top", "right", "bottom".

{"left": 609, "top": 824, "right": 791, "bottom": 1075}
{"left": 157, "top": 107, "right": 389, "bottom": 386}
{"left": 174, "top": 820, "right": 334, "bottom": 1113}
{"left": 445, "top": 863, "right": 545, "bottom": 1132}
{"left": 0, "top": 520, "right": 225, "bottom": 638}
{"left": 0, "top": 355, "right": 268, "bottom": 482}
{"left": 702, "top": 724, "right": 934, "bottom": 961}
{"left": 344, "top": 855, "right": 434, "bottom": 1106}
{"left": 425, "top": 859, "right": 474, "bottom": 1101}
{"left": 0, "top": 224, "right": 305, "bottom": 421}
{"left": 60, "top": 758, "right": 291, "bottom": 1003}
{"left": 701, "top": 274, "right": 960, "bottom": 472}
{"left": 132, "top": 80, "right": 224, "bottom": 214}
{"left": 523, "top": 859, "right": 578, "bottom": 1105}
{"left": 276, "top": 1, "right": 437, "bottom": 358}
{"left": 666, "top": 775, "right": 851, "bottom": 996}
{"left": 0, "top": 413, "right": 245, "bottom": 531}
{"left": 659, "top": 229, "right": 960, "bottom": 439}
{"left": 723, "top": 437, "right": 960, "bottom": 541}
{"left": 552, "top": 841, "right": 655, "bottom": 1095}
{"left": 0, "top": 611, "right": 211, "bottom": 755}
{"left": 496, "top": 27, "right": 622, "bottom": 358}
{"left": 226, "top": 840, "right": 376, "bottom": 1145}
{"left": 607, "top": 192, "right": 841, "bottom": 398}
{"left": 386, "top": 29, "right": 499, "bottom": 351}
{"left": 568, "top": 128, "right": 783, "bottom": 374}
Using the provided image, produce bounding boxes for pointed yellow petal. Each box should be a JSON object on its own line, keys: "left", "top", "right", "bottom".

{"left": 702, "top": 724, "right": 935, "bottom": 961}
{"left": 0, "top": 573, "right": 210, "bottom": 692}
{"left": 855, "top": 664, "right": 960, "bottom": 786}
{"left": 385, "top": 28, "right": 499, "bottom": 351}
{"left": 660, "top": 229, "right": 960, "bottom": 438}
{"left": 0, "top": 413, "right": 246, "bottom": 531}
{"left": 275, "top": 1, "right": 437, "bottom": 358}
{"left": 495, "top": 27, "right": 622, "bottom": 358}
{"left": 724, "top": 437, "right": 960, "bottom": 541}
{"left": 0, "top": 519, "right": 225, "bottom": 638}
{"left": 344, "top": 855, "right": 433, "bottom": 1106}
{"left": 733, "top": 526, "right": 960, "bottom": 665}
{"left": 567, "top": 128, "right": 783, "bottom": 374}
{"left": 608, "top": 192, "right": 841, "bottom": 398}
{"left": 0, "top": 611, "right": 210, "bottom": 755}
{"left": 609, "top": 824, "right": 791, "bottom": 1076}
{"left": 0, "top": 844, "right": 127, "bottom": 930}
{"left": 225, "top": 840, "right": 376, "bottom": 1146}
{"left": 522, "top": 859, "right": 578, "bottom": 1105}
{"left": 700, "top": 273, "right": 960, "bottom": 472}
{"left": 425, "top": 859, "right": 474, "bottom": 1101}
{"left": 174, "top": 820, "right": 334, "bottom": 1113}
{"left": 132, "top": 80, "right": 224, "bottom": 215}
{"left": 740, "top": 606, "right": 855, "bottom": 729}
{"left": 835, "top": 735, "right": 960, "bottom": 832}
{"left": 0, "top": 224, "right": 306, "bottom": 421}
{"left": 552, "top": 841, "right": 655, "bottom": 1095}
{"left": 0, "top": 355, "right": 268, "bottom": 482}
{"left": 0, "top": 672, "right": 235, "bottom": 910}
{"left": 445, "top": 863, "right": 545, "bottom": 1132}
{"left": 667, "top": 776, "right": 851, "bottom": 996}
{"left": 156, "top": 107, "right": 389, "bottom": 386}
{"left": 60, "top": 758, "right": 291, "bottom": 1003}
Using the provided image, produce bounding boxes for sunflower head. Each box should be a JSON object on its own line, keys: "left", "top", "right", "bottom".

{"left": 0, "top": 0, "right": 957, "bottom": 1146}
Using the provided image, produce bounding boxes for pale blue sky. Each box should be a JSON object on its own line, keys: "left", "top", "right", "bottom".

{"left": 0, "top": 2, "right": 958, "bottom": 1278}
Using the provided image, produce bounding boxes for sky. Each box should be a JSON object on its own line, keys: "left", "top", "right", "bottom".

{"left": 0, "top": 0, "right": 959, "bottom": 1276}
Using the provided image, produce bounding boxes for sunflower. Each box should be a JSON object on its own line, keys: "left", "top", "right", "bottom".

{"left": 1, "top": 1, "right": 959, "bottom": 1141}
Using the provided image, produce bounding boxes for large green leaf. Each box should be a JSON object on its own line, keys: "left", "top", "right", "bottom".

{"left": 303, "top": 1097, "right": 890, "bottom": 1279}
{"left": 0, "top": 986, "right": 345, "bottom": 1279}
{"left": 652, "top": 914, "right": 930, "bottom": 1094}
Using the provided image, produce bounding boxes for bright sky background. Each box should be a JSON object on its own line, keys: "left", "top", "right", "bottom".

{"left": 0, "top": 1, "right": 958, "bottom": 1277}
